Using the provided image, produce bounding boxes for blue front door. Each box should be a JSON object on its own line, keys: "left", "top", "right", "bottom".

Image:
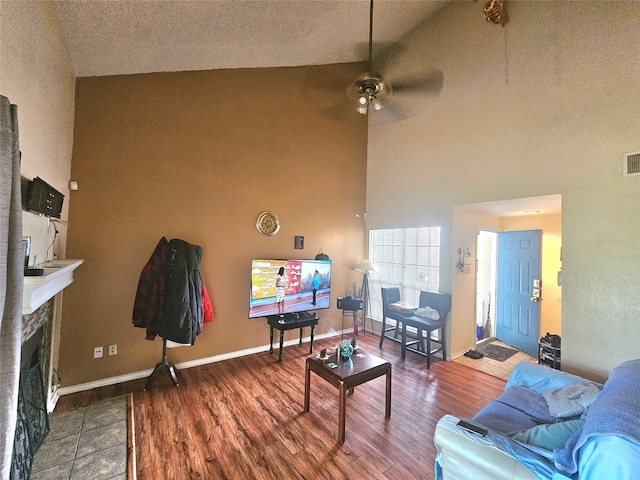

{"left": 496, "top": 229, "right": 541, "bottom": 357}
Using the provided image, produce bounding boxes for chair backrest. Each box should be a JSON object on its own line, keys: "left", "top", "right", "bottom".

{"left": 381, "top": 286, "right": 401, "bottom": 319}
{"left": 419, "top": 291, "right": 452, "bottom": 321}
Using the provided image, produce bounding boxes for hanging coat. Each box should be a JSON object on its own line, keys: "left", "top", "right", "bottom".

{"left": 158, "top": 238, "right": 204, "bottom": 345}
{"left": 132, "top": 237, "right": 172, "bottom": 340}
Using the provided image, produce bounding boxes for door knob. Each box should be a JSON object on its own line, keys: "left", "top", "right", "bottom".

{"left": 531, "top": 287, "right": 542, "bottom": 302}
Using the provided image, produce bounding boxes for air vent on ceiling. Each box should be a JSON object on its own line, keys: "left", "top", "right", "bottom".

{"left": 623, "top": 151, "right": 640, "bottom": 177}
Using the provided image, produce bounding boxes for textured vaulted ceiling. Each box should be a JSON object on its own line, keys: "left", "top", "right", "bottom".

{"left": 52, "top": 0, "right": 449, "bottom": 77}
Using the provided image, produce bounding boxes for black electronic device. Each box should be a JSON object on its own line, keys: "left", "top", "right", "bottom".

{"left": 25, "top": 268, "right": 45, "bottom": 276}
{"left": 457, "top": 420, "right": 488, "bottom": 436}
{"left": 26, "top": 177, "right": 64, "bottom": 218}
{"left": 249, "top": 258, "right": 331, "bottom": 318}
{"left": 337, "top": 297, "right": 363, "bottom": 311}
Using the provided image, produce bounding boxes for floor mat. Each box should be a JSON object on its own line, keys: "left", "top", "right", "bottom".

{"left": 475, "top": 341, "right": 518, "bottom": 362}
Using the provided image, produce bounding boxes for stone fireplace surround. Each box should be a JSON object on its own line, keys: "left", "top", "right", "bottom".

{"left": 11, "top": 306, "right": 51, "bottom": 480}
{"left": 10, "top": 260, "right": 82, "bottom": 480}
{"left": 22, "top": 260, "right": 83, "bottom": 410}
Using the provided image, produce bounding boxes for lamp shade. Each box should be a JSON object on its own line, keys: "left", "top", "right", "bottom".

{"left": 354, "top": 259, "right": 378, "bottom": 274}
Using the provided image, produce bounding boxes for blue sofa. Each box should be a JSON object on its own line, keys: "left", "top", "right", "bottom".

{"left": 434, "top": 359, "right": 640, "bottom": 480}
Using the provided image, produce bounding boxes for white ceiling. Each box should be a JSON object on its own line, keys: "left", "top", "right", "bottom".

{"left": 461, "top": 194, "right": 562, "bottom": 218}
{"left": 52, "top": 0, "right": 449, "bottom": 77}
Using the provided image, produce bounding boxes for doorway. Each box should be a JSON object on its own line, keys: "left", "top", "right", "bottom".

{"left": 456, "top": 194, "right": 562, "bottom": 363}
{"left": 475, "top": 230, "right": 497, "bottom": 340}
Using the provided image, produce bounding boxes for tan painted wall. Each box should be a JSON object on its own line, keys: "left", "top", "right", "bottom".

{"left": 367, "top": 1, "right": 640, "bottom": 380}
{"left": 61, "top": 65, "right": 368, "bottom": 386}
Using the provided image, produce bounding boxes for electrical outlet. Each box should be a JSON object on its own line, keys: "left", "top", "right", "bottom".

{"left": 94, "top": 346, "right": 103, "bottom": 358}
{"left": 109, "top": 344, "right": 117, "bottom": 356}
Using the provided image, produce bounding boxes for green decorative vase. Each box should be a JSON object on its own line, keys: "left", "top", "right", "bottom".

{"left": 339, "top": 340, "right": 354, "bottom": 360}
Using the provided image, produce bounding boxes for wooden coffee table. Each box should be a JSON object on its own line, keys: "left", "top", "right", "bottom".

{"left": 303, "top": 349, "right": 391, "bottom": 443}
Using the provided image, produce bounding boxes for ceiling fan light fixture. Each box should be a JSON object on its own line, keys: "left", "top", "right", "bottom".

{"left": 346, "top": 72, "right": 392, "bottom": 115}
{"left": 307, "top": 0, "right": 444, "bottom": 121}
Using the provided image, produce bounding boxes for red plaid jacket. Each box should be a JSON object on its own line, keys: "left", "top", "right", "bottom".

{"left": 132, "top": 237, "right": 173, "bottom": 339}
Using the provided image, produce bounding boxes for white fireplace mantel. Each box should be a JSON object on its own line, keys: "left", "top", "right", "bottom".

{"left": 23, "top": 259, "right": 84, "bottom": 314}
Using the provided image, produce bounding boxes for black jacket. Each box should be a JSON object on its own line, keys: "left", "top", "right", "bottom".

{"left": 158, "top": 238, "right": 204, "bottom": 345}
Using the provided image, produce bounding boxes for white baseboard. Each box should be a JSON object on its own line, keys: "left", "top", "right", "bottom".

{"left": 57, "top": 330, "right": 345, "bottom": 398}
{"left": 47, "top": 391, "right": 60, "bottom": 413}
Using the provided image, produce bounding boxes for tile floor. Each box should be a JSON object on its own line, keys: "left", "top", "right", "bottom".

{"left": 453, "top": 338, "right": 537, "bottom": 380}
{"left": 31, "top": 395, "right": 127, "bottom": 480}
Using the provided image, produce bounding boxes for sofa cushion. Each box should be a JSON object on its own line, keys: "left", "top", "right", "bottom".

{"left": 506, "top": 361, "right": 591, "bottom": 393}
{"left": 553, "top": 359, "right": 640, "bottom": 475}
{"left": 513, "top": 419, "right": 585, "bottom": 450}
{"left": 473, "top": 386, "right": 558, "bottom": 436}
{"left": 541, "top": 382, "right": 602, "bottom": 418}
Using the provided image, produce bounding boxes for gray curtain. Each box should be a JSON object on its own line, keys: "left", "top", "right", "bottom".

{"left": 0, "top": 95, "right": 23, "bottom": 477}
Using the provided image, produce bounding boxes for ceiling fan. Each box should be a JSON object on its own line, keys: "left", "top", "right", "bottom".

{"left": 305, "top": 0, "right": 443, "bottom": 122}
{"left": 345, "top": 0, "right": 392, "bottom": 116}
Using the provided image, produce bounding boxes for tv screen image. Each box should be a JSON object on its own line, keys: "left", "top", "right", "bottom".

{"left": 249, "top": 258, "right": 331, "bottom": 318}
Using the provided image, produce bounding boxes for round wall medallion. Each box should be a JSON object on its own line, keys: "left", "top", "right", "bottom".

{"left": 256, "top": 211, "right": 280, "bottom": 236}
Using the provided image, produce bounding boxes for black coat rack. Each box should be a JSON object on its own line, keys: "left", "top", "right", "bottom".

{"left": 144, "top": 338, "right": 179, "bottom": 390}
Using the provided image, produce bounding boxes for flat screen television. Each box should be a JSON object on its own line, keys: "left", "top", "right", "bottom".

{"left": 249, "top": 258, "right": 331, "bottom": 318}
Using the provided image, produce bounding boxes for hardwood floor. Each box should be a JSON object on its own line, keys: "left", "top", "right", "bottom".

{"left": 56, "top": 333, "right": 507, "bottom": 479}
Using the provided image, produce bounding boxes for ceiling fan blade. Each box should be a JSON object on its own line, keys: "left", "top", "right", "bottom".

{"left": 369, "top": 100, "right": 408, "bottom": 125}
{"left": 371, "top": 74, "right": 442, "bottom": 124}
{"left": 304, "top": 87, "right": 361, "bottom": 121}
{"left": 372, "top": 42, "right": 407, "bottom": 72}
{"left": 302, "top": 63, "right": 368, "bottom": 121}
{"left": 391, "top": 68, "right": 444, "bottom": 96}
{"left": 303, "top": 65, "right": 355, "bottom": 94}
{"left": 319, "top": 102, "right": 362, "bottom": 121}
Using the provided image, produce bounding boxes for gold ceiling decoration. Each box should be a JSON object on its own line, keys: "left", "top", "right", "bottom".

{"left": 483, "top": 0, "right": 509, "bottom": 26}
